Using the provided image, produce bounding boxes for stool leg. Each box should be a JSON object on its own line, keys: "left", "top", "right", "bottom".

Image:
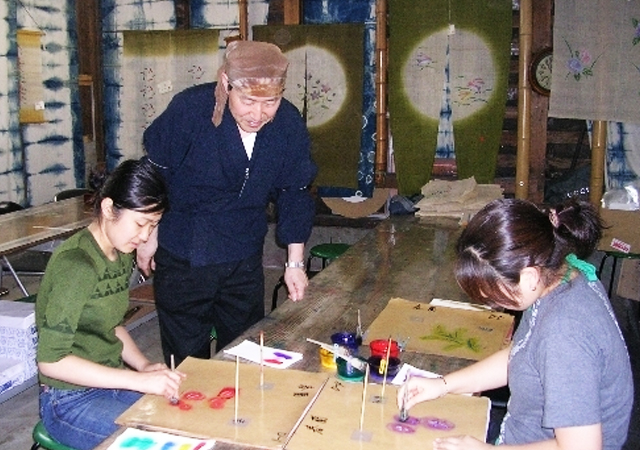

{"left": 609, "top": 257, "right": 619, "bottom": 299}
{"left": 271, "top": 276, "right": 285, "bottom": 311}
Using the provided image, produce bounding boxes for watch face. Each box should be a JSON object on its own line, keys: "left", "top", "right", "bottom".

{"left": 531, "top": 49, "right": 553, "bottom": 95}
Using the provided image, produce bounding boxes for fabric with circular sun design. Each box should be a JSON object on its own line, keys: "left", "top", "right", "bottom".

{"left": 388, "top": 0, "right": 513, "bottom": 196}
{"left": 254, "top": 24, "right": 365, "bottom": 191}
{"left": 404, "top": 30, "right": 496, "bottom": 121}
{"left": 284, "top": 45, "right": 347, "bottom": 128}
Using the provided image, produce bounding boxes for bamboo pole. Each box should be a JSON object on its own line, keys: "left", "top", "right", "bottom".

{"left": 374, "top": 0, "right": 388, "bottom": 186}
{"left": 590, "top": 121, "right": 607, "bottom": 207}
{"left": 239, "top": 0, "right": 248, "bottom": 40}
{"left": 515, "top": 0, "right": 532, "bottom": 199}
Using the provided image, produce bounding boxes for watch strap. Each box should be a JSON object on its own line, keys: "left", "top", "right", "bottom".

{"left": 284, "top": 261, "right": 305, "bottom": 269}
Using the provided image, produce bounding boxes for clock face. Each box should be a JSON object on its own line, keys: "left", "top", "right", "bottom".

{"left": 531, "top": 49, "right": 553, "bottom": 96}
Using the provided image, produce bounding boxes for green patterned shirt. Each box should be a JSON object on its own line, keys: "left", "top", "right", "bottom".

{"left": 36, "top": 227, "right": 133, "bottom": 390}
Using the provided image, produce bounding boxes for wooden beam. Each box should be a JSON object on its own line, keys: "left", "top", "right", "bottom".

{"left": 239, "top": 0, "right": 248, "bottom": 40}
{"left": 528, "top": 0, "right": 553, "bottom": 203}
{"left": 283, "top": 0, "right": 301, "bottom": 25}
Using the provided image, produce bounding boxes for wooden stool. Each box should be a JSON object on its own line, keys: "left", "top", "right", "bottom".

{"left": 597, "top": 250, "right": 640, "bottom": 298}
{"left": 31, "top": 421, "right": 77, "bottom": 450}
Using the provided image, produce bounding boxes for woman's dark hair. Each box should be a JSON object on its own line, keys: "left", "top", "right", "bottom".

{"left": 455, "top": 198, "right": 603, "bottom": 308}
{"left": 93, "top": 158, "right": 168, "bottom": 218}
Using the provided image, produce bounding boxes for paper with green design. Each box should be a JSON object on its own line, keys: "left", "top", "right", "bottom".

{"left": 549, "top": 0, "right": 640, "bottom": 123}
{"left": 363, "top": 298, "right": 514, "bottom": 361}
{"left": 253, "top": 24, "right": 364, "bottom": 190}
{"left": 388, "top": 0, "right": 512, "bottom": 195}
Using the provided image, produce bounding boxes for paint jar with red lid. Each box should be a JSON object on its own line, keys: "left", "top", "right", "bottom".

{"left": 369, "top": 339, "right": 400, "bottom": 359}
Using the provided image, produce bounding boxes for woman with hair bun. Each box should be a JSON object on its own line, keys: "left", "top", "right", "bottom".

{"left": 36, "top": 158, "right": 185, "bottom": 450}
{"left": 398, "top": 198, "right": 633, "bottom": 450}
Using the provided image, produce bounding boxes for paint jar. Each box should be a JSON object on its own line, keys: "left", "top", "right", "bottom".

{"left": 367, "top": 356, "right": 401, "bottom": 383}
{"left": 331, "top": 331, "right": 360, "bottom": 354}
{"left": 319, "top": 347, "right": 337, "bottom": 369}
{"left": 369, "top": 339, "right": 400, "bottom": 359}
{"left": 336, "top": 356, "right": 365, "bottom": 382}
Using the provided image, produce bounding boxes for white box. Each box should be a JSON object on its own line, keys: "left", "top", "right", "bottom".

{"left": 0, "top": 357, "right": 25, "bottom": 395}
{"left": 0, "top": 301, "right": 38, "bottom": 391}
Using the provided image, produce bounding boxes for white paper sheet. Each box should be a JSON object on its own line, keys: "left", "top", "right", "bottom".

{"left": 223, "top": 340, "right": 303, "bottom": 369}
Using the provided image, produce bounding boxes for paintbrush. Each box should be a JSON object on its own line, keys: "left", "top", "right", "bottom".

{"left": 305, "top": 338, "right": 367, "bottom": 371}
{"left": 259, "top": 330, "right": 264, "bottom": 388}
{"left": 170, "top": 354, "right": 178, "bottom": 405}
{"left": 399, "top": 373, "right": 410, "bottom": 422}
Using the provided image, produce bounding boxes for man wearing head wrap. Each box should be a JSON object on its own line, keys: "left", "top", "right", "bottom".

{"left": 137, "top": 40, "right": 317, "bottom": 366}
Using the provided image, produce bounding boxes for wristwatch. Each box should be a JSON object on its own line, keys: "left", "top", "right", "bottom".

{"left": 284, "top": 261, "right": 305, "bottom": 269}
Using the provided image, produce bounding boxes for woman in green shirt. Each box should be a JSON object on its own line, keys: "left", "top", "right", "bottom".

{"left": 36, "top": 158, "right": 184, "bottom": 450}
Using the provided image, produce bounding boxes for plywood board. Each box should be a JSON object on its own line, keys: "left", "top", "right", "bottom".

{"left": 364, "top": 298, "right": 514, "bottom": 360}
{"left": 286, "top": 379, "right": 490, "bottom": 450}
{"left": 116, "top": 358, "right": 329, "bottom": 449}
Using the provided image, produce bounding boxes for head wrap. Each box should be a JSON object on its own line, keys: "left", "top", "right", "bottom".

{"left": 212, "top": 40, "right": 289, "bottom": 127}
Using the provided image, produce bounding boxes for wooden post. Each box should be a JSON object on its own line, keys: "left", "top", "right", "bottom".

{"left": 239, "top": 0, "right": 248, "bottom": 40}
{"left": 375, "top": 0, "right": 388, "bottom": 186}
{"left": 515, "top": 0, "right": 532, "bottom": 199}
{"left": 590, "top": 121, "right": 607, "bottom": 207}
{"left": 529, "top": 0, "right": 553, "bottom": 203}
{"left": 284, "top": 0, "right": 301, "bottom": 25}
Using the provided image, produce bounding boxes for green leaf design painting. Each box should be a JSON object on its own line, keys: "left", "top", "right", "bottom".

{"left": 420, "top": 324, "right": 483, "bottom": 353}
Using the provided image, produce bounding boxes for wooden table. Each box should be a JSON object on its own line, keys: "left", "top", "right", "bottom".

{"left": 0, "top": 197, "right": 93, "bottom": 295}
{"left": 97, "top": 216, "right": 480, "bottom": 450}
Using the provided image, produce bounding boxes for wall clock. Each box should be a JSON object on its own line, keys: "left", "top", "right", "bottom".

{"left": 530, "top": 48, "right": 553, "bottom": 96}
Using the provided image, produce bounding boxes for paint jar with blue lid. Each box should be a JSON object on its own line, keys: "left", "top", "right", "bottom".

{"left": 331, "top": 331, "right": 362, "bottom": 380}
{"left": 330, "top": 331, "right": 360, "bottom": 354}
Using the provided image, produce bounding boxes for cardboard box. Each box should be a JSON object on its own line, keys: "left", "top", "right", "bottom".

{"left": 0, "top": 357, "right": 25, "bottom": 395}
{"left": 617, "top": 258, "right": 640, "bottom": 302}
{"left": 598, "top": 208, "right": 640, "bottom": 254}
{"left": 0, "top": 301, "right": 38, "bottom": 392}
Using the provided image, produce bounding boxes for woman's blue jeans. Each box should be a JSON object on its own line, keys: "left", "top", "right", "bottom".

{"left": 39, "top": 385, "right": 142, "bottom": 450}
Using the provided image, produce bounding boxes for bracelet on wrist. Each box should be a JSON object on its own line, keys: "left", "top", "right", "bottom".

{"left": 284, "top": 261, "right": 305, "bottom": 269}
{"left": 439, "top": 376, "right": 449, "bottom": 397}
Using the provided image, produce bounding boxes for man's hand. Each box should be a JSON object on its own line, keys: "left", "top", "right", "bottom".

{"left": 136, "top": 226, "right": 159, "bottom": 277}
{"left": 284, "top": 267, "right": 308, "bottom": 301}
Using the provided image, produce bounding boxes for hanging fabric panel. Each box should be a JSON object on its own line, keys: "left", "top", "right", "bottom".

{"left": 17, "top": 30, "right": 45, "bottom": 124}
{"left": 121, "top": 30, "right": 220, "bottom": 157}
{"left": 549, "top": 0, "right": 640, "bottom": 123}
{"left": 0, "top": 0, "right": 25, "bottom": 203}
{"left": 388, "top": 0, "right": 512, "bottom": 195}
{"left": 254, "top": 23, "right": 365, "bottom": 192}
{"left": 303, "top": 0, "right": 376, "bottom": 198}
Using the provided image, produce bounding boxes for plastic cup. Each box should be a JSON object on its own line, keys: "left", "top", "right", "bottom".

{"left": 367, "top": 356, "right": 401, "bottom": 382}
{"left": 369, "top": 339, "right": 400, "bottom": 358}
